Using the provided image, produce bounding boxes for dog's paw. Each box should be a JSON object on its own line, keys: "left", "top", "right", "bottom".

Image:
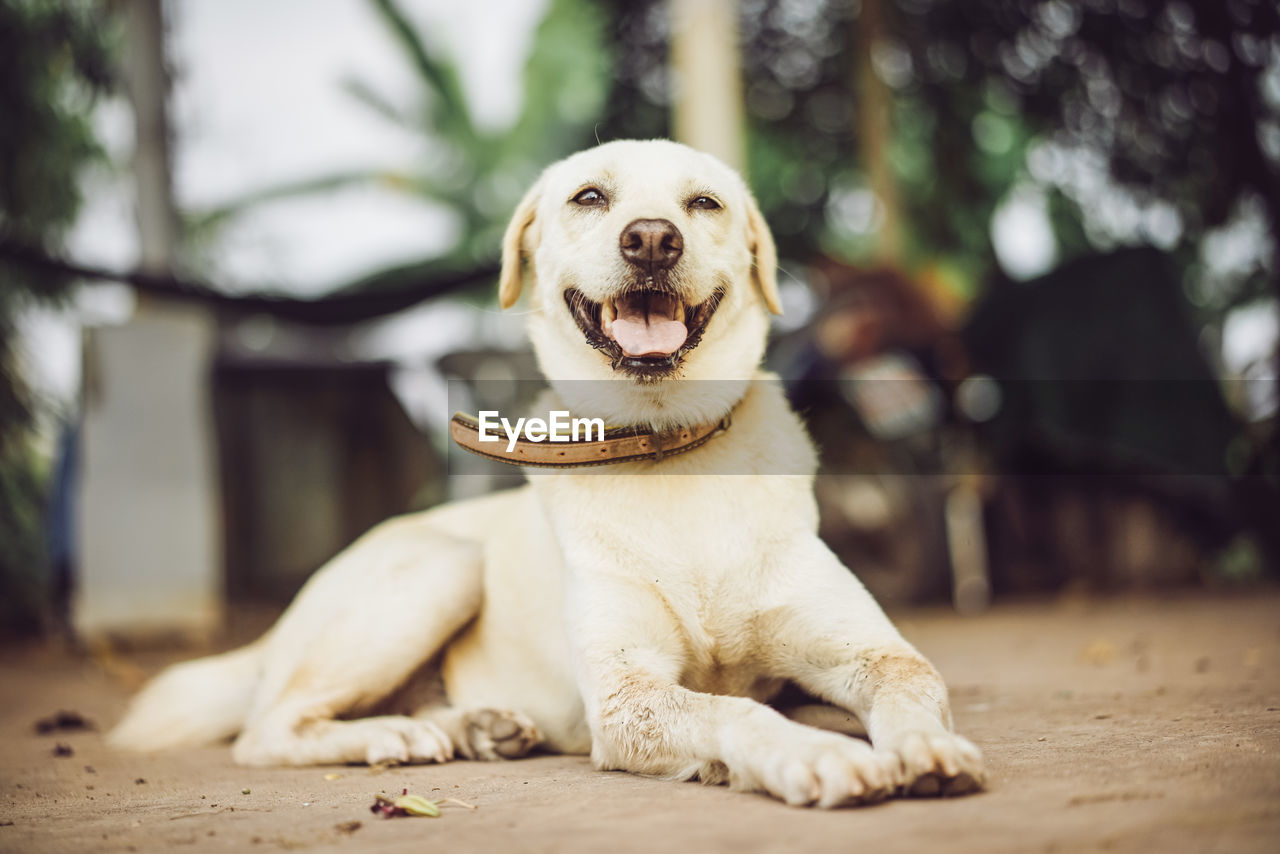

{"left": 885, "top": 731, "right": 985, "bottom": 797}
{"left": 458, "top": 708, "right": 542, "bottom": 760}
{"left": 362, "top": 717, "right": 454, "bottom": 766}
{"left": 737, "top": 730, "right": 900, "bottom": 808}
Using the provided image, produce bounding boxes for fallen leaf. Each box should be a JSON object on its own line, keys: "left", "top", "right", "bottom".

{"left": 394, "top": 795, "right": 440, "bottom": 817}
{"left": 371, "top": 789, "right": 443, "bottom": 819}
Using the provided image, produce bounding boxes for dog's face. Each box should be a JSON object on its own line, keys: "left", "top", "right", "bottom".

{"left": 499, "top": 140, "right": 780, "bottom": 426}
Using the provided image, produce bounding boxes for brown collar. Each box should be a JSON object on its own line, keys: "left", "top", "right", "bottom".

{"left": 449, "top": 410, "right": 733, "bottom": 469}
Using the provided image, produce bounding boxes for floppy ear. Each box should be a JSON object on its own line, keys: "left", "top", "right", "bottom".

{"left": 745, "top": 194, "right": 782, "bottom": 315}
{"left": 498, "top": 178, "right": 543, "bottom": 309}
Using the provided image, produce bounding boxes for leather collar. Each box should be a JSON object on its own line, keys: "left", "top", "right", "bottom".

{"left": 449, "top": 410, "right": 733, "bottom": 469}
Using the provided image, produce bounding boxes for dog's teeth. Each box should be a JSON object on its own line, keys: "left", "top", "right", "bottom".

{"left": 601, "top": 300, "right": 617, "bottom": 327}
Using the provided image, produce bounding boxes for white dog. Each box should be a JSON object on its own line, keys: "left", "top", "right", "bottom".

{"left": 111, "top": 140, "right": 984, "bottom": 807}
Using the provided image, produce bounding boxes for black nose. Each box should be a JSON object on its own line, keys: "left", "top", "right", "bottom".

{"left": 619, "top": 219, "right": 683, "bottom": 272}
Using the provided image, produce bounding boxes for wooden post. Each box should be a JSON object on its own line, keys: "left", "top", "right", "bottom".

{"left": 669, "top": 0, "right": 745, "bottom": 172}
{"left": 854, "top": 0, "right": 902, "bottom": 264}
{"left": 123, "top": 0, "right": 179, "bottom": 278}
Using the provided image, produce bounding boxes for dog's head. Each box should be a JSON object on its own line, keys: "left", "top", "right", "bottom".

{"left": 499, "top": 140, "right": 780, "bottom": 426}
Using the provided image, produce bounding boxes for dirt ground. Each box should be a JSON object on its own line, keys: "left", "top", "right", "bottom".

{"left": 2, "top": 591, "right": 1278, "bottom": 854}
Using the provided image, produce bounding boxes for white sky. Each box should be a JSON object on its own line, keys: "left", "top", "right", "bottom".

{"left": 168, "top": 0, "right": 547, "bottom": 294}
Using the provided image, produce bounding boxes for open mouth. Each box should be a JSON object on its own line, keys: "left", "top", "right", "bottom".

{"left": 564, "top": 284, "right": 725, "bottom": 378}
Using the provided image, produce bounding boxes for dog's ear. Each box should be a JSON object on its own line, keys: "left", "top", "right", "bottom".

{"left": 745, "top": 194, "right": 782, "bottom": 315}
{"left": 498, "top": 179, "right": 543, "bottom": 309}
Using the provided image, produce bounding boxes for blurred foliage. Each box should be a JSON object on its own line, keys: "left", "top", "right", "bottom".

{"left": 192, "top": 0, "right": 1280, "bottom": 320}
{"left": 0, "top": 445, "right": 52, "bottom": 636}
{"left": 0, "top": 0, "right": 115, "bottom": 635}
{"left": 192, "top": 0, "right": 612, "bottom": 298}
{"left": 1214, "top": 532, "right": 1265, "bottom": 582}
{"left": 598, "top": 0, "right": 1279, "bottom": 314}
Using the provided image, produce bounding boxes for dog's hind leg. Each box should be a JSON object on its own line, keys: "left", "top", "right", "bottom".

{"left": 230, "top": 518, "right": 485, "bottom": 767}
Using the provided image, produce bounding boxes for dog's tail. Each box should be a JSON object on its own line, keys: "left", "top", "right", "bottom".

{"left": 108, "top": 640, "right": 264, "bottom": 751}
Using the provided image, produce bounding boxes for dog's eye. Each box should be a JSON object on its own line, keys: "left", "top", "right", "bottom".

{"left": 572, "top": 188, "right": 607, "bottom": 207}
{"left": 688, "top": 196, "right": 721, "bottom": 211}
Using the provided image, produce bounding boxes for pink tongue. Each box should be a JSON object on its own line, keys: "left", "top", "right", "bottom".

{"left": 608, "top": 312, "right": 688, "bottom": 357}
{"left": 604, "top": 292, "right": 689, "bottom": 357}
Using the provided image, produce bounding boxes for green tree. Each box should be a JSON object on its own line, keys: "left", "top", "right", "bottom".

{"left": 0, "top": 0, "right": 114, "bottom": 635}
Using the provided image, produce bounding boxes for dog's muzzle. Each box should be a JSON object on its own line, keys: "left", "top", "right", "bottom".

{"left": 563, "top": 219, "right": 723, "bottom": 380}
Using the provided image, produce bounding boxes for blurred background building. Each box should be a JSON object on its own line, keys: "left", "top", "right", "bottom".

{"left": 1, "top": 0, "right": 1277, "bottom": 641}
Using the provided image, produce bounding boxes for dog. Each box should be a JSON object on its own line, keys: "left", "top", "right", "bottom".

{"left": 110, "top": 139, "right": 985, "bottom": 806}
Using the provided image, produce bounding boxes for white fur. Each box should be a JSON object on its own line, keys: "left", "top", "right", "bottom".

{"left": 111, "top": 140, "right": 984, "bottom": 806}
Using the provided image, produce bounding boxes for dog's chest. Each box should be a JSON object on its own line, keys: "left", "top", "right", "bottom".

{"left": 673, "top": 603, "right": 787, "bottom": 701}
{"left": 595, "top": 549, "right": 788, "bottom": 702}
{"left": 532, "top": 440, "right": 816, "bottom": 705}
{"left": 540, "top": 466, "right": 815, "bottom": 564}
{"left": 683, "top": 654, "right": 783, "bottom": 701}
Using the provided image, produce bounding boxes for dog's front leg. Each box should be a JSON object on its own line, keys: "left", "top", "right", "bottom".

{"left": 824, "top": 645, "right": 985, "bottom": 797}
{"left": 573, "top": 593, "right": 898, "bottom": 807}
{"left": 773, "top": 539, "right": 986, "bottom": 797}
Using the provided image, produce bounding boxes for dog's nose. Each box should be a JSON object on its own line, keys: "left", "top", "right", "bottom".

{"left": 619, "top": 219, "right": 683, "bottom": 272}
